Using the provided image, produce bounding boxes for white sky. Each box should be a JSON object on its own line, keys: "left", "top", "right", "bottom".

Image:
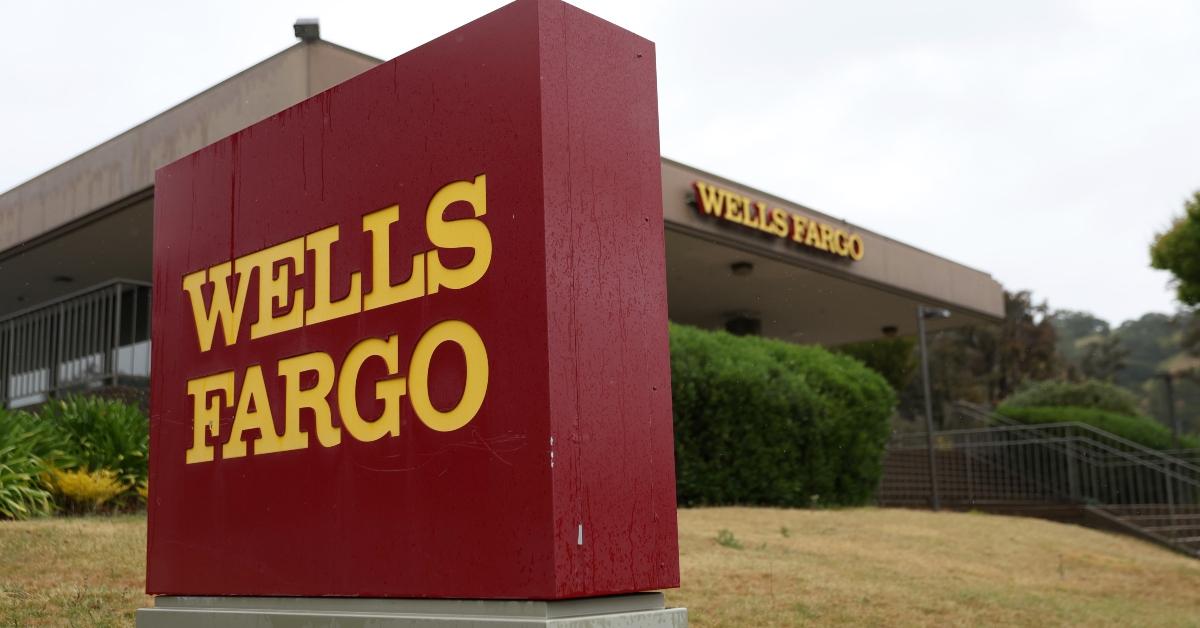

{"left": 2, "top": 0, "right": 1197, "bottom": 325}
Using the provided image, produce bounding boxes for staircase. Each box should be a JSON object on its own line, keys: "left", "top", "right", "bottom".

{"left": 1090, "top": 505, "right": 1200, "bottom": 555}
{"left": 879, "top": 404, "right": 1200, "bottom": 558}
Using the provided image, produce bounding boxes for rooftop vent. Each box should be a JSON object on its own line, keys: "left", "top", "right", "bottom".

{"left": 294, "top": 18, "right": 320, "bottom": 42}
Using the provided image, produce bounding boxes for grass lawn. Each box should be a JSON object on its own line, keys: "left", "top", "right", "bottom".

{"left": 0, "top": 515, "right": 150, "bottom": 627}
{"left": 3, "top": 508, "right": 1200, "bottom": 626}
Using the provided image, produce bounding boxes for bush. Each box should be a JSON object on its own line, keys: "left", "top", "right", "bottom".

{"left": 50, "top": 468, "right": 127, "bottom": 513}
{"left": 37, "top": 396, "right": 148, "bottom": 502}
{"left": 670, "top": 323, "right": 895, "bottom": 507}
{"left": 0, "top": 412, "right": 59, "bottom": 519}
{"left": 0, "top": 397, "right": 147, "bottom": 518}
{"left": 1003, "top": 380, "right": 1140, "bottom": 416}
{"left": 833, "top": 337, "right": 916, "bottom": 392}
{"left": 995, "top": 405, "right": 1199, "bottom": 450}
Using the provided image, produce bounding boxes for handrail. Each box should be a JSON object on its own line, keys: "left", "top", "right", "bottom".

{"left": 0, "top": 278, "right": 152, "bottom": 324}
{"left": 949, "top": 404, "right": 1200, "bottom": 476}
{"left": 0, "top": 280, "right": 152, "bottom": 407}
{"left": 881, "top": 406, "right": 1200, "bottom": 557}
{"left": 891, "top": 427, "right": 1200, "bottom": 489}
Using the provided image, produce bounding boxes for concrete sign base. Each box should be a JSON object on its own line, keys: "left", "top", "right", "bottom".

{"left": 136, "top": 592, "right": 687, "bottom": 627}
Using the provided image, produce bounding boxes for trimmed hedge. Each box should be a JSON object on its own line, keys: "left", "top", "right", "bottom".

{"left": 996, "top": 405, "right": 1200, "bottom": 450}
{"left": 1003, "top": 380, "right": 1140, "bottom": 416}
{"left": 670, "top": 323, "right": 895, "bottom": 507}
{"left": 833, "top": 337, "right": 916, "bottom": 392}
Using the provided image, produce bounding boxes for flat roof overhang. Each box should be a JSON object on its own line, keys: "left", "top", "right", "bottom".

{"left": 0, "top": 190, "right": 152, "bottom": 317}
{"left": 665, "top": 228, "right": 995, "bottom": 344}
{"left": 662, "top": 159, "right": 1005, "bottom": 345}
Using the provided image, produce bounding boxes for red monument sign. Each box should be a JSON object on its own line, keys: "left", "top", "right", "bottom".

{"left": 148, "top": 0, "right": 678, "bottom": 600}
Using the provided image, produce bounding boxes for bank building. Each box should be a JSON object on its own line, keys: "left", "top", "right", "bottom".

{"left": 0, "top": 22, "right": 1004, "bottom": 408}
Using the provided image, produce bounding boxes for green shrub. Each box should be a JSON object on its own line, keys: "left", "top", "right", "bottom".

{"left": 833, "top": 337, "right": 916, "bottom": 392}
{"left": 670, "top": 323, "right": 895, "bottom": 507}
{"left": 995, "top": 405, "right": 1199, "bottom": 450}
{"left": 37, "top": 396, "right": 148, "bottom": 504}
{"left": 0, "top": 411, "right": 59, "bottom": 519}
{"left": 1003, "top": 380, "right": 1140, "bottom": 416}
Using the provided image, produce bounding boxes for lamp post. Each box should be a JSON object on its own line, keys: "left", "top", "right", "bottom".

{"left": 917, "top": 305, "right": 951, "bottom": 511}
{"left": 1161, "top": 372, "right": 1180, "bottom": 450}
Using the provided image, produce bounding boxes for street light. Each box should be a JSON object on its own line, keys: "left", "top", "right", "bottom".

{"left": 1159, "top": 372, "right": 1180, "bottom": 450}
{"left": 917, "top": 305, "right": 951, "bottom": 511}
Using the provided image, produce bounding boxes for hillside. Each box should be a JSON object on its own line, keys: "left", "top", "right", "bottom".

{"left": 2, "top": 509, "right": 1199, "bottom": 626}
{"left": 1053, "top": 310, "right": 1200, "bottom": 436}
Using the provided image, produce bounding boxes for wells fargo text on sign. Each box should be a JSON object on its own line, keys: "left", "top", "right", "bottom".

{"left": 693, "top": 180, "right": 865, "bottom": 260}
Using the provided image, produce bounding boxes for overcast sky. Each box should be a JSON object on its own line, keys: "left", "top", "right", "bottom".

{"left": 2, "top": 0, "right": 1197, "bottom": 325}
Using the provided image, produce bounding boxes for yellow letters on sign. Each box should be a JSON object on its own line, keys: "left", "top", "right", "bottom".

{"left": 180, "top": 175, "right": 496, "bottom": 465}
{"left": 427, "top": 175, "right": 492, "bottom": 295}
{"left": 409, "top": 320, "right": 489, "bottom": 432}
{"left": 185, "top": 371, "right": 235, "bottom": 464}
{"left": 182, "top": 174, "right": 495, "bottom": 352}
{"left": 182, "top": 321, "right": 489, "bottom": 464}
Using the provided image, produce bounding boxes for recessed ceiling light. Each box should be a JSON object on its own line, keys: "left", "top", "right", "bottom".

{"left": 730, "top": 261, "right": 754, "bottom": 277}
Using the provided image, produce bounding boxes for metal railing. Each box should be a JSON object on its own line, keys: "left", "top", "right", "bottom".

{"left": 0, "top": 279, "right": 151, "bottom": 408}
{"left": 880, "top": 405, "right": 1200, "bottom": 555}
{"left": 885, "top": 422, "right": 1200, "bottom": 507}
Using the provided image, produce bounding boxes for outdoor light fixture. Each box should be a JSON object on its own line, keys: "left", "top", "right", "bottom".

{"left": 730, "top": 261, "right": 754, "bottom": 276}
{"left": 725, "top": 313, "right": 761, "bottom": 336}
{"left": 921, "top": 307, "right": 951, "bottom": 320}
{"left": 916, "top": 304, "right": 951, "bottom": 511}
{"left": 294, "top": 18, "right": 320, "bottom": 41}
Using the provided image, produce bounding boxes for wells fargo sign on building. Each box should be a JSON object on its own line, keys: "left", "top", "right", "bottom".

{"left": 148, "top": 0, "right": 679, "bottom": 600}
{"left": 693, "top": 180, "right": 865, "bottom": 261}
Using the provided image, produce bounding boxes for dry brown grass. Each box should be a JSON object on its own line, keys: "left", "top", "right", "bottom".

{"left": 668, "top": 507, "right": 1200, "bottom": 627}
{"left": 2, "top": 509, "right": 1199, "bottom": 626}
{"left": 0, "top": 515, "right": 150, "bottom": 627}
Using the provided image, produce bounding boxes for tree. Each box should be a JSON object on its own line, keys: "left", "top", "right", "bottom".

{"left": 1151, "top": 191, "right": 1200, "bottom": 308}
{"left": 1050, "top": 310, "right": 1111, "bottom": 366}
{"left": 992, "top": 291, "right": 1061, "bottom": 399}
{"left": 1079, "top": 335, "right": 1128, "bottom": 382}
{"left": 897, "top": 290, "right": 1060, "bottom": 425}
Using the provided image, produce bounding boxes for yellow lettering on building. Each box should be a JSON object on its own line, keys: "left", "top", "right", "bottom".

{"left": 692, "top": 181, "right": 864, "bottom": 261}
{"left": 695, "top": 182, "right": 726, "bottom": 217}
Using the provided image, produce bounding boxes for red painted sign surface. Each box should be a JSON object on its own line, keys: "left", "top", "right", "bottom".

{"left": 147, "top": 0, "right": 678, "bottom": 599}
